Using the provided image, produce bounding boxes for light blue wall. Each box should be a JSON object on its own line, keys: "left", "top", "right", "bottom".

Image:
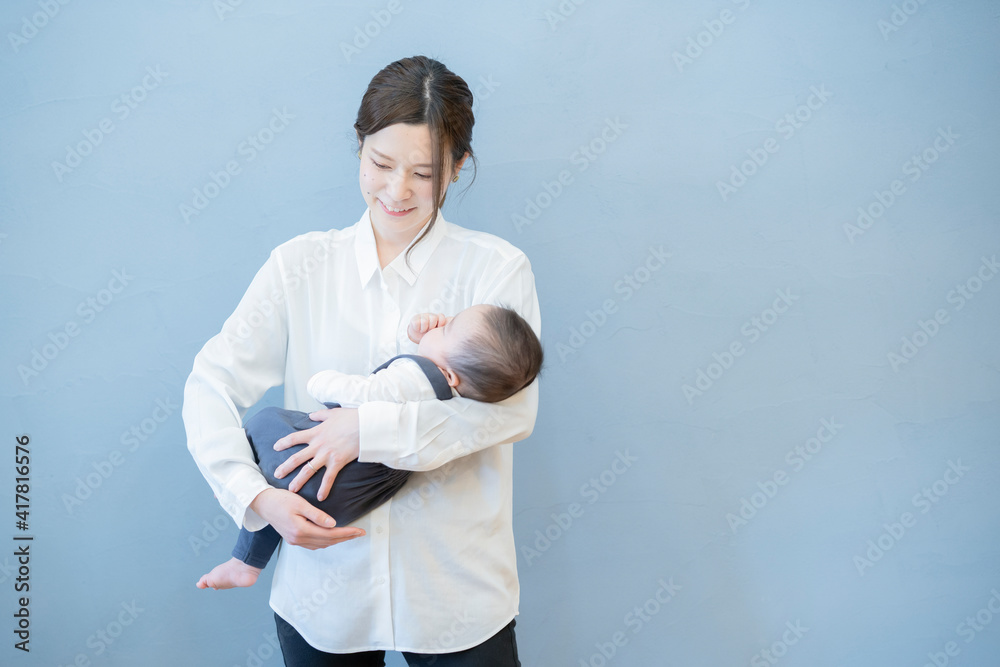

{"left": 2, "top": 1, "right": 999, "bottom": 666}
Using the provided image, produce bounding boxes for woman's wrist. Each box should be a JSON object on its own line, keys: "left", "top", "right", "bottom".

{"left": 248, "top": 487, "right": 280, "bottom": 521}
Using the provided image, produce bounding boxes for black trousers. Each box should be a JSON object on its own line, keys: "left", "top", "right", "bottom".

{"left": 232, "top": 405, "right": 412, "bottom": 568}
{"left": 274, "top": 613, "right": 521, "bottom": 667}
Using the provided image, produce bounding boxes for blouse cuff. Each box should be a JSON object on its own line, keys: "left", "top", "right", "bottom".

{"left": 306, "top": 370, "right": 331, "bottom": 402}
{"left": 357, "top": 401, "right": 401, "bottom": 465}
{"left": 226, "top": 469, "right": 274, "bottom": 532}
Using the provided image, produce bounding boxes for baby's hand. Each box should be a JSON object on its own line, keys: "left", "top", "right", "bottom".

{"left": 407, "top": 312, "right": 450, "bottom": 343}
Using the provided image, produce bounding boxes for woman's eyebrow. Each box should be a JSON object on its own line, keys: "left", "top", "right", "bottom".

{"left": 370, "top": 148, "right": 431, "bottom": 169}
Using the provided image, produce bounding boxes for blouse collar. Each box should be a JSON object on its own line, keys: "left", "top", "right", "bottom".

{"left": 354, "top": 208, "right": 448, "bottom": 287}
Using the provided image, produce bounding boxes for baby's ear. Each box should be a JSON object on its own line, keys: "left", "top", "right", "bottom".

{"left": 442, "top": 367, "right": 460, "bottom": 388}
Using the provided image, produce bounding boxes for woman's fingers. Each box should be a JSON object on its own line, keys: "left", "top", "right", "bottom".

{"left": 301, "top": 502, "right": 337, "bottom": 529}
{"left": 316, "top": 466, "right": 339, "bottom": 503}
{"left": 274, "top": 450, "right": 309, "bottom": 480}
{"left": 273, "top": 427, "right": 310, "bottom": 452}
{"left": 273, "top": 428, "right": 318, "bottom": 480}
{"left": 308, "top": 408, "right": 340, "bottom": 422}
{"left": 273, "top": 409, "right": 360, "bottom": 496}
{"left": 291, "top": 521, "right": 365, "bottom": 549}
{"left": 261, "top": 490, "right": 366, "bottom": 549}
{"left": 286, "top": 464, "right": 311, "bottom": 493}
{"left": 282, "top": 496, "right": 366, "bottom": 549}
{"left": 288, "top": 456, "right": 324, "bottom": 494}
{"left": 291, "top": 452, "right": 348, "bottom": 500}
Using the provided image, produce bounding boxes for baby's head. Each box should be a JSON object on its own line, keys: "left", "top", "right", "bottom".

{"left": 417, "top": 305, "right": 543, "bottom": 402}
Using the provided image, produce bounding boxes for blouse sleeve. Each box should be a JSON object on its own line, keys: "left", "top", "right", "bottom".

{"left": 356, "top": 253, "right": 540, "bottom": 470}
{"left": 182, "top": 249, "right": 290, "bottom": 531}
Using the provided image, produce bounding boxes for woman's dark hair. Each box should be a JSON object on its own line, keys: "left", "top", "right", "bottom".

{"left": 355, "top": 56, "right": 477, "bottom": 259}
{"left": 448, "top": 305, "right": 544, "bottom": 403}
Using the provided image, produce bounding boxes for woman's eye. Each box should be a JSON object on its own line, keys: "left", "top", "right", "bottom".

{"left": 370, "top": 159, "right": 429, "bottom": 180}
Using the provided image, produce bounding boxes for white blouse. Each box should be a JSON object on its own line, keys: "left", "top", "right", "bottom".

{"left": 182, "top": 209, "right": 540, "bottom": 653}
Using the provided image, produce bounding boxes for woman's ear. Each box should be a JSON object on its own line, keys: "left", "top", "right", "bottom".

{"left": 453, "top": 151, "right": 470, "bottom": 178}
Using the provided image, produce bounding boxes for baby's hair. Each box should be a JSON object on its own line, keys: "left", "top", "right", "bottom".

{"left": 448, "top": 305, "right": 543, "bottom": 403}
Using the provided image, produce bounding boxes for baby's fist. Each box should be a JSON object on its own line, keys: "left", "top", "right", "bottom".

{"left": 407, "top": 312, "right": 448, "bottom": 343}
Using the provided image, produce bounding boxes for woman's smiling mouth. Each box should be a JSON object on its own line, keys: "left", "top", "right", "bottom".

{"left": 378, "top": 199, "right": 415, "bottom": 216}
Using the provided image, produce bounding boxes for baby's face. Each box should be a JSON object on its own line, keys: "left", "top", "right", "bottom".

{"left": 417, "top": 305, "right": 489, "bottom": 369}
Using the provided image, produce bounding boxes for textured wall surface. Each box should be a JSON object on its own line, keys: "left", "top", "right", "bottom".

{"left": 2, "top": 2, "right": 999, "bottom": 666}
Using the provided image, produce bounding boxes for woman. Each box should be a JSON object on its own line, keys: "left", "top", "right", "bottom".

{"left": 183, "top": 56, "right": 538, "bottom": 666}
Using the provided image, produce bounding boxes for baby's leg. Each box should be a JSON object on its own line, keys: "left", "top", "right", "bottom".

{"left": 198, "top": 407, "right": 414, "bottom": 590}
{"left": 315, "top": 460, "right": 414, "bottom": 526}
{"left": 196, "top": 557, "right": 261, "bottom": 590}
{"left": 194, "top": 524, "right": 278, "bottom": 589}
{"left": 249, "top": 407, "right": 415, "bottom": 527}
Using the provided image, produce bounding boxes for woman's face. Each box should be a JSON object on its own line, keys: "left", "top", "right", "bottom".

{"left": 359, "top": 123, "right": 445, "bottom": 238}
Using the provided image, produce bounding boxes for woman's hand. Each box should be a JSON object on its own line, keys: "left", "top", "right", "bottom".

{"left": 272, "top": 407, "right": 360, "bottom": 502}
{"left": 407, "top": 312, "right": 452, "bottom": 343}
{"left": 249, "top": 487, "right": 364, "bottom": 549}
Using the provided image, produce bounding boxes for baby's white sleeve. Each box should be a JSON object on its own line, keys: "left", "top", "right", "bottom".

{"left": 307, "top": 358, "right": 441, "bottom": 407}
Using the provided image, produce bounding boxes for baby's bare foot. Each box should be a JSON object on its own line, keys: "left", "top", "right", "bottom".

{"left": 196, "top": 557, "right": 262, "bottom": 590}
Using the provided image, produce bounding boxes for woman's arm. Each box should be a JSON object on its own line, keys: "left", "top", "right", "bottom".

{"left": 183, "top": 249, "right": 289, "bottom": 530}
{"left": 183, "top": 248, "right": 363, "bottom": 546}
{"left": 358, "top": 381, "right": 537, "bottom": 471}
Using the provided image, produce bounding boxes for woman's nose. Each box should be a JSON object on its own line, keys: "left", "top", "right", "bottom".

{"left": 386, "top": 172, "right": 411, "bottom": 201}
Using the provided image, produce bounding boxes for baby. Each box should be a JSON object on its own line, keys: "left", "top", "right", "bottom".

{"left": 197, "top": 304, "right": 543, "bottom": 590}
